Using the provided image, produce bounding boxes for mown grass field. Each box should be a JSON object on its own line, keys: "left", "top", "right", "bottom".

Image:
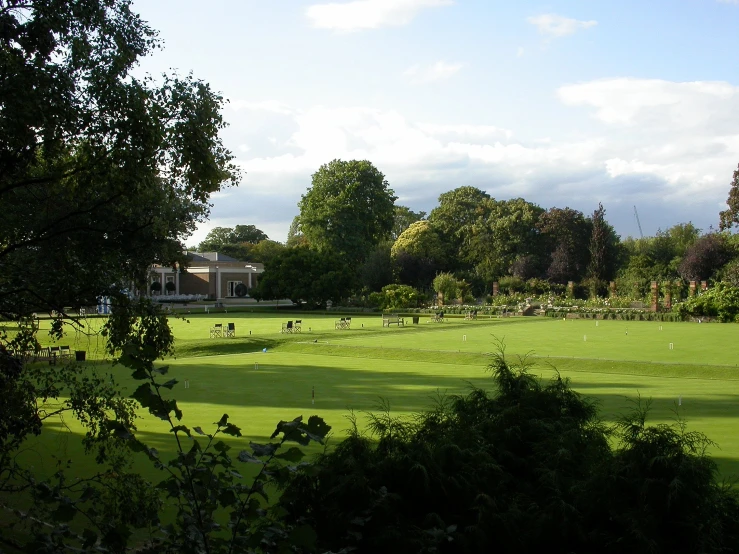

{"left": 20, "top": 312, "right": 739, "bottom": 483}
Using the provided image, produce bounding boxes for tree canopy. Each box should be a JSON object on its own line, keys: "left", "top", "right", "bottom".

{"left": 0, "top": 0, "right": 238, "bottom": 318}
{"left": 298, "top": 159, "right": 397, "bottom": 264}
{"left": 198, "top": 225, "right": 269, "bottom": 251}
{"left": 719, "top": 163, "right": 739, "bottom": 231}
{"left": 254, "top": 247, "right": 353, "bottom": 306}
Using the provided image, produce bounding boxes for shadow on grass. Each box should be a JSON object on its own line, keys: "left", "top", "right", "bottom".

{"left": 174, "top": 337, "right": 282, "bottom": 358}
{"left": 159, "top": 361, "right": 495, "bottom": 413}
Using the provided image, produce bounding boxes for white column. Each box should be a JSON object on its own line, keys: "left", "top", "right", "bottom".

{"left": 215, "top": 266, "right": 221, "bottom": 300}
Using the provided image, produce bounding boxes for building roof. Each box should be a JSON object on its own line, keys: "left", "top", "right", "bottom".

{"left": 186, "top": 251, "right": 239, "bottom": 262}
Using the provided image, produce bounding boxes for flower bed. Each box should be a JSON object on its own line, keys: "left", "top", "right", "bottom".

{"left": 544, "top": 307, "right": 682, "bottom": 322}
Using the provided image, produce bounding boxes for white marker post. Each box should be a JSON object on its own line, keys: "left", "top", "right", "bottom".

{"left": 184, "top": 379, "right": 190, "bottom": 389}
{"left": 595, "top": 321, "right": 599, "bottom": 327}
{"left": 669, "top": 343, "right": 674, "bottom": 350}
{"left": 583, "top": 335, "right": 587, "bottom": 342}
{"left": 254, "top": 362, "right": 259, "bottom": 370}
{"left": 463, "top": 335, "right": 467, "bottom": 342}
{"left": 659, "top": 325, "right": 663, "bottom": 331}
{"left": 678, "top": 395, "right": 682, "bottom": 406}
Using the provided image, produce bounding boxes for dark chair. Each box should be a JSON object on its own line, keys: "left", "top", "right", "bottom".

{"left": 294, "top": 320, "right": 302, "bottom": 333}
{"left": 281, "top": 321, "right": 293, "bottom": 333}
{"left": 225, "top": 322, "right": 236, "bottom": 338}
{"left": 345, "top": 317, "right": 352, "bottom": 329}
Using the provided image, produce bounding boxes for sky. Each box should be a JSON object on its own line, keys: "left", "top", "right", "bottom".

{"left": 131, "top": 0, "right": 739, "bottom": 246}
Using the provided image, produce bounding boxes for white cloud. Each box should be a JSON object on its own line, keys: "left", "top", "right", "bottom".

{"left": 229, "top": 100, "right": 293, "bottom": 115}
{"left": 558, "top": 78, "right": 739, "bottom": 129}
{"left": 306, "top": 0, "right": 453, "bottom": 31}
{"left": 418, "top": 123, "right": 513, "bottom": 140}
{"left": 527, "top": 14, "right": 597, "bottom": 38}
{"left": 517, "top": 46, "right": 525, "bottom": 57}
{"left": 404, "top": 60, "right": 464, "bottom": 83}
{"left": 208, "top": 78, "right": 739, "bottom": 241}
{"left": 558, "top": 78, "right": 739, "bottom": 198}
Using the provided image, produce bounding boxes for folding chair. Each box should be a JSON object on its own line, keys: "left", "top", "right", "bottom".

{"left": 335, "top": 318, "right": 346, "bottom": 330}
{"left": 210, "top": 323, "right": 223, "bottom": 338}
{"left": 225, "top": 322, "right": 236, "bottom": 338}
{"left": 345, "top": 317, "right": 352, "bottom": 329}
{"left": 59, "top": 345, "right": 72, "bottom": 359}
{"left": 294, "top": 320, "right": 302, "bottom": 333}
{"left": 281, "top": 321, "right": 293, "bottom": 333}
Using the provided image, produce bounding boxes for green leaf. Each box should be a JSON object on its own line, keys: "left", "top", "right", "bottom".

{"left": 216, "top": 414, "right": 229, "bottom": 427}
{"left": 305, "top": 415, "right": 332, "bottom": 442}
{"left": 275, "top": 446, "right": 304, "bottom": 463}
{"left": 222, "top": 423, "right": 242, "bottom": 437}
{"left": 161, "top": 378, "right": 178, "bottom": 389}
{"left": 131, "top": 383, "right": 156, "bottom": 408}
{"left": 271, "top": 416, "right": 304, "bottom": 440}
{"left": 193, "top": 426, "right": 206, "bottom": 435}
{"left": 170, "top": 425, "right": 191, "bottom": 437}
{"left": 213, "top": 441, "right": 231, "bottom": 453}
{"left": 251, "top": 442, "right": 279, "bottom": 457}
{"left": 238, "top": 450, "right": 263, "bottom": 464}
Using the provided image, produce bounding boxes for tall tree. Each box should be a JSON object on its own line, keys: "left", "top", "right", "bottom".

{"left": 286, "top": 215, "right": 308, "bottom": 248}
{"left": 359, "top": 241, "right": 394, "bottom": 292}
{"left": 391, "top": 220, "right": 446, "bottom": 287}
{"left": 0, "top": 0, "right": 238, "bottom": 318}
{"left": 254, "top": 247, "right": 353, "bottom": 306}
{"left": 466, "top": 198, "right": 544, "bottom": 280}
{"left": 428, "top": 186, "right": 491, "bottom": 267}
{"left": 197, "top": 225, "right": 270, "bottom": 259}
{"left": 537, "top": 207, "right": 592, "bottom": 283}
{"left": 248, "top": 239, "right": 286, "bottom": 265}
{"left": 678, "top": 233, "right": 733, "bottom": 282}
{"left": 586, "top": 203, "right": 620, "bottom": 283}
{"left": 719, "top": 163, "right": 739, "bottom": 231}
{"left": 198, "top": 225, "right": 268, "bottom": 250}
{"left": 298, "top": 160, "right": 396, "bottom": 264}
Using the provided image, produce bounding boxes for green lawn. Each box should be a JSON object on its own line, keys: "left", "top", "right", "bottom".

{"left": 20, "top": 313, "right": 739, "bottom": 483}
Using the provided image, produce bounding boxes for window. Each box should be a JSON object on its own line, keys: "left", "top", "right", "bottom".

{"left": 227, "top": 281, "right": 243, "bottom": 297}
{"left": 165, "top": 276, "right": 175, "bottom": 295}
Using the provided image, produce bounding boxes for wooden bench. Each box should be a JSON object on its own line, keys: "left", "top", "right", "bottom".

{"left": 382, "top": 314, "right": 404, "bottom": 327}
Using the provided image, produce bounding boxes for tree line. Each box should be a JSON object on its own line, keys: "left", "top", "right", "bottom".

{"left": 205, "top": 160, "right": 739, "bottom": 306}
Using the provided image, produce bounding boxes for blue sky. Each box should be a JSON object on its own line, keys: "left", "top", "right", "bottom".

{"left": 132, "top": 0, "right": 739, "bottom": 245}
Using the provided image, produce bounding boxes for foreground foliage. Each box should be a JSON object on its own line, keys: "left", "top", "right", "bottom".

{"left": 279, "top": 346, "right": 739, "bottom": 554}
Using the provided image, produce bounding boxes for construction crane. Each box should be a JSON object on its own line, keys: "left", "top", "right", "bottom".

{"left": 633, "top": 205, "right": 644, "bottom": 238}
